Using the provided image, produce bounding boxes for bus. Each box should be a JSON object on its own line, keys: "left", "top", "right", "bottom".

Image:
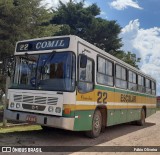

{"left": 4, "top": 35, "right": 156, "bottom": 138}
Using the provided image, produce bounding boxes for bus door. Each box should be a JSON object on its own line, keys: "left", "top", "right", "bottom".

{"left": 75, "top": 54, "right": 95, "bottom": 130}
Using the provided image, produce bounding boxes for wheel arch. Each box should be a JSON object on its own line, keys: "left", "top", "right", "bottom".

{"left": 142, "top": 106, "right": 147, "bottom": 118}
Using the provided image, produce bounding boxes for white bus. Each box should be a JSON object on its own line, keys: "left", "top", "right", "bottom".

{"left": 4, "top": 35, "right": 156, "bottom": 138}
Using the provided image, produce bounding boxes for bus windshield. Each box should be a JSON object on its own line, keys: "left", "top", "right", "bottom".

{"left": 11, "top": 52, "right": 75, "bottom": 92}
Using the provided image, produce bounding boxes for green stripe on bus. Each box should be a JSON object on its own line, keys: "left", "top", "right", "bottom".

{"left": 73, "top": 108, "right": 156, "bottom": 131}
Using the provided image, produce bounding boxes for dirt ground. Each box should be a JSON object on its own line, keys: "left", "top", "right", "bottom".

{"left": 0, "top": 111, "right": 160, "bottom": 155}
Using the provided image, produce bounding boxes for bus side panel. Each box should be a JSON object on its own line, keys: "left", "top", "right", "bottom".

{"left": 74, "top": 91, "right": 96, "bottom": 131}
{"left": 127, "top": 91, "right": 141, "bottom": 122}
{"left": 146, "top": 96, "right": 156, "bottom": 117}
{"left": 74, "top": 110, "right": 94, "bottom": 131}
{"left": 107, "top": 88, "right": 128, "bottom": 126}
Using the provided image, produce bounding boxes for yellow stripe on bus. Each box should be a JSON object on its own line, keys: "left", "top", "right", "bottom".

{"left": 76, "top": 89, "right": 156, "bottom": 105}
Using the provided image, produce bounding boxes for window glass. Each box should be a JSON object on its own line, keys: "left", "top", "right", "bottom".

{"left": 78, "top": 82, "right": 93, "bottom": 92}
{"left": 115, "top": 79, "right": 121, "bottom": 88}
{"left": 78, "top": 56, "right": 94, "bottom": 93}
{"left": 97, "top": 73, "right": 113, "bottom": 86}
{"left": 142, "top": 77, "right": 145, "bottom": 86}
{"left": 97, "top": 57, "right": 114, "bottom": 87}
{"left": 128, "top": 71, "right": 137, "bottom": 91}
{"left": 138, "top": 75, "right": 143, "bottom": 92}
{"left": 138, "top": 75, "right": 142, "bottom": 85}
{"left": 152, "top": 81, "right": 155, "bottom": 90}
{"left": 121, "top": 68, "right": 126, "bottom": 80}
{"left": 11, "top": 52, "right": 76, "bottom": 92}
{"left": 151, "top": 81, "right": 156, "bottom": 95}
{"left": 79, "top": 67, "right": 86, "bottom": 81}
{"left": 86, "top": 59, "right": 92, "bottom": 82}
{"left": 116, "top": 65, "right": 121, "bottom": 78}
{"left": 106, "top": 61, "right": 113, "bottom": 76}
{"left": 98, "top": 57, "right": 105, "bottom": 74}
{"left": 146, "top": 79, "right": 150, "bottom": 88}
{"left": 79, "top": 59, "right": 92, "bottom": 82}
{"left": 107, "top": 76, "right": 114, "bottom": 86}
{"left": 133, "top": 73, "right": 137, "bottom": 83}
{"left": 115, "top": 65, "right": 127, "bottom": 89}
{"left": 128, "top": 83, "right": 137, "bottom": 91}
{"left": 121, "top": 80, "right": 127, "bottom": 89}
{"left": 145, "top": 79, "right": 151, "bottom": 94}
{"left": 142, "top": 77, "right": 145, "bottom": 93}
{"left": 129, "top": 71, "right": 133, "bottom": 82}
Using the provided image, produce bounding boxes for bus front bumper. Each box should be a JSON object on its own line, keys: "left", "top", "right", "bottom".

{"left": 4, "top": 110, "right": 75, "bottom": 131}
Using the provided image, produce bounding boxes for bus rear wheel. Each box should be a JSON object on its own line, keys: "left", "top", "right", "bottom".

{"left": 137, "top": 109, "right": 145, "bottom": 126}
{"left": 85, "top": 110, "right": 102, "bottom": 138}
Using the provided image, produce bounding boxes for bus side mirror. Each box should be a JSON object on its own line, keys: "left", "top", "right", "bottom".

{"left": 80, "top": 55, "right": 87, "bottom": 68}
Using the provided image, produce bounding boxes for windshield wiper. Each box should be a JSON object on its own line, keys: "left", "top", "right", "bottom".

{"left": 42, "top": 50, "right": 56, "bottom": 68}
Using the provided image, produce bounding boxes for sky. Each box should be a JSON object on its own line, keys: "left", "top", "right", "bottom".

{"left": 44, "top": 0, "right": 160, "bottom": 95}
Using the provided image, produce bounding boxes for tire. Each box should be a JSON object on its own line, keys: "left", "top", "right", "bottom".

{"left": 85, "top": 110, "right": 102, "bottom": 138}
{"left": 137, "top": 109, "right": 145, "bottom": 126}
{"left": 41, "top": 125, "right": 54, "bottom": 131}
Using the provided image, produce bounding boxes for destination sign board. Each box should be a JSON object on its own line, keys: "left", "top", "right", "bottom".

{"left": 16, "top": 37, "right": 70, "bottom": 52}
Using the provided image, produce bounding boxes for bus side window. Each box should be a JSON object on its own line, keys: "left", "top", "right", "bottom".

{"left": 146, "top": 78, "right": 151, "bottom": 94}
{"left": 78, "top": 55, "right": 94, "bottom": 93}
{"left": 128, "top": 71, "right": 137, "bottom": 91}
{"left": 151, "top": 81, "right": 156, "bottom": 95}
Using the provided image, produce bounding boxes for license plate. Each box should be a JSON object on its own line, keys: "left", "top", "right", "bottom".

{"left": 26, "top": 115, "right": 37, "bottom": 123}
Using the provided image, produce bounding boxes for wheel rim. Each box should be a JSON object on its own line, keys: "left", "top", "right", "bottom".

{"left": 93, "top": 114, "right": 101, "bottom": 133}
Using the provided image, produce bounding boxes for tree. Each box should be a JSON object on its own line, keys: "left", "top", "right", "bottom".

{"left": 113, "top": 50, "right": 141, "bottom": 69}
{"left": 0, "top": 0, "right": 57, "bottom": 60}
{"left": 50, "top": 0, "right": 140, "bottom": 68}
{"left": 51, "top": 1, "right": 122, "bottom": 52}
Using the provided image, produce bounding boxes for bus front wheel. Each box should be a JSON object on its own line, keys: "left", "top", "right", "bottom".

{"left": 137, "top": 109, "right": 145, "bottom": 126}
{"left": 85, "top": 110, "right": 102, "bottom": 138}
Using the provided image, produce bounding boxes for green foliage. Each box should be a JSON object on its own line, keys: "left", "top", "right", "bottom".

{"left": 51, "top": 1, "right": 122, "bottom": 51}
{"left": 0, "top": 0, "right": 141, "bottom": 69}
{"left": 113, "top": 50, "right": 141, "bottom": 69}
{"left": 50, "top": 0, "right": 140, "bottom": 68}
{"left": 0, "top": 0, "right": 57, "bottom": 59}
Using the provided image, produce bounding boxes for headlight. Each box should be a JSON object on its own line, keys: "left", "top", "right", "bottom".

{"left": 48, "top": 106, "right": 54, "bottom": 112}
{"left": 16, "top": 103, "right": 20, "bottom": 108}
{"left": 10, "top": 102, "right": 15, "bottom": 108}
{"left": 55, "top": 107, "right": 61, "bottom": 113}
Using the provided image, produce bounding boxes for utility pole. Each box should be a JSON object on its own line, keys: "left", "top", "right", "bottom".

{"left": 3, "top": 76, "right": 10, "bottom": 127}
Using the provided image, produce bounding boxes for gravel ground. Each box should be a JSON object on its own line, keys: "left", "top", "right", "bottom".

{"left": 0, "top": 111, "right": 159, "bottom": 155}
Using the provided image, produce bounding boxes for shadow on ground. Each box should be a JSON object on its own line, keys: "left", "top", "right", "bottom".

{"left": 0, "top": 121, "right": 155, "bottom": 154}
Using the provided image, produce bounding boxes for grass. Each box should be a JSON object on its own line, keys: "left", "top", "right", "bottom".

{"left": 0, "top": 125, "right": 42, "bottom": 133}
{"left": 156, "top": 108, "right": 160, "bottom": 111}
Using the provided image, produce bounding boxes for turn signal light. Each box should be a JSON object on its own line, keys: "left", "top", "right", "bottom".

{"left": 64, "top": 108, "right": 71, "bottom": 115}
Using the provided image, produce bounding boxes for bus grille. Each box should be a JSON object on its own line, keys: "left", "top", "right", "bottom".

{"left": 14, "top": 94, "right": 58, "bottom": 105}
